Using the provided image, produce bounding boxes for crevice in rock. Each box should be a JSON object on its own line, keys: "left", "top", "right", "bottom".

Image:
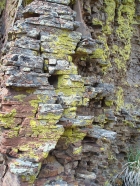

{"left": 23, "top": 12, "right": 40, "bottom": 18}
{"left": 48, "top": 75, "right": 58, "bottom": 88}
{"left": 0, "top": 0, "right": 140, "bottom": 185}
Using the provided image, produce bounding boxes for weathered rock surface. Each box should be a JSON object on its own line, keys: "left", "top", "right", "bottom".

{"left": 0, "top": 0, "right": 140, "bottom": 185}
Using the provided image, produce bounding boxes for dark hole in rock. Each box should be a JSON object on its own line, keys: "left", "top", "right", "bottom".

{"left": 101, "top": 97, "right": 106, "bottom": 107}
{"left": 48, "top": 75, "right": 58, "bottom": 88}
{"left": 91, "top": 25, "right": 102, "bottom": 29}
{"left": 83, "top": 136, "right": 97, "bottom": 143}
{"left": 1, "top": 37, "right": 5, "bottom": 44}
{"left": 23, "top": 12, "right": 40, "bottom": 19}
{"left": 1, "top": 127, "right": 11, "bottom": 131}
{"left": 36, "top": 33, "right": 41, "bottom": 40}
{"left": 18, "top": 150, "right": 24, "bottom": 154}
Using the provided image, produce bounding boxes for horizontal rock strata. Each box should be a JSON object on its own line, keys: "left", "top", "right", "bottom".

{"left": 0, "top": 0, "right": 140, "bottom": 186}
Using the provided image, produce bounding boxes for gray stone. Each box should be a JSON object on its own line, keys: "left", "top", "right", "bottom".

{"left": 9, "top": 159, "right": 41, "bottom": 175}
{"left": 49, "top": 59, "right": 57, "bottom": 65}
{"left": 5, "top": 72, "right": 49, "bottom": 87}
{"left": 45, "top": 180, "right": 68, "bottom": 186}
{"left": 27, "top": 28, "right": 40, "bottom": 38}
{"left": 87, "top": 126, "right": 117, "bottom": 140}
{"left": 3, "top": 54, "right": 44, "bottom": 71}
{"left": 57, "top": 95, "right": 82, "bottom": 106}
{"left": 57, "top": 60, "right": 69, "bottom": 66}
{"left": 76, "top": 171, "right": 96, "bottom": 180}
{"left": 69, "top": 75, "right": 84, "bottom": 82}
{"left": 83, "top": 76, "right": 98, "bottom": 85}
{"left": 15, "top": 37, "right": 40, "bottom": 51}
{"left": 45, "top": 0, "right": 70, "bottom": 5}
{"left": 8, "top": 47, "right": 39, "bottom": 56}
{"left": 60, "top": 115, "right": 94, "bottom": 127}
{"left": 38, "top": 104, "right": 63, "bottom": 114}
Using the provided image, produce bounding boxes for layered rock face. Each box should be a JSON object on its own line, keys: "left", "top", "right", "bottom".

{"left": 0, "top": 0, "right": 140, "bottom": 186}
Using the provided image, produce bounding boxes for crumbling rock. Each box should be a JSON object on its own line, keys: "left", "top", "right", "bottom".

{"left": 0, "top": 0, "right": 139, "bottom": 185}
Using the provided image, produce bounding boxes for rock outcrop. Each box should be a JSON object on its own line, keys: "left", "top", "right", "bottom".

{"left": 0, "top": 0, "right": 139, "bottom": 185}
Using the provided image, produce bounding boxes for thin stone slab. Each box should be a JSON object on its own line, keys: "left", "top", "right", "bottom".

{"left": 5, "top": 72, "right": 49, "bottom": 87}
{"left": 87, "top": 126, "right": 117, "bottom": 140}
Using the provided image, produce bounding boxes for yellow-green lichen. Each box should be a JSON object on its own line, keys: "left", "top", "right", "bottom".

{"left": 44, "top": 60, "right": 48, "bottom": 71}
{"left": 37, "top": 113, "right": 62, "bottom": 121}
{"left": 104, "top": 180, "right": 111, "bottom": 186}
{"left": 91, "top": 48, "right": 105, "bottom": 60}
{"left": 37, "top": 95, "right": 50, "bottom": 103}
{"left": 14, "top": 94, "right": 27, "bottom": 102}
{"left": 63, "top": 128, "right": 73, "bottom": 137}
{"left": 26, "top": 89, "right": 35, "bottom": 94}
{"left": 67, "top": 55, "right": 73, "bottom": 62}
{"left": 7, "top": 127, "right": 20, "bottom": 138}
{"left": 19, "top": 144, "right": 30, "bottom": 152}
{"left": 124, "top": 103, "right": 134, "bottom": 110}
{"left": 92, "top": 18, "right": 103, "bottom": 26}
{"left": 97, "top": 36, "right": 111, "bottom": 73}
{"left": 0, "top": 109, "right": 17, "bottom": 128}
{"left": 29, "top": 100, "right": 39, "bottom": 114}
{"left": 54, "top": 66, "right": 78, "bottom": 75}
{"left": 29, "top": 95, "right": 51, "bottom": 114}
{"left": 103, "top": 0, "right": 135, "bottom": 71}
{"left": 95, "top": 114, "right": 107, "bottom": 124}
{"left": 123, "top": 120, "right": 135, "bottom": 128}
{"left": 23, "top": 0, "right": 34, "bottom": 6}
{"left": 105, "top": 100, "right": 114, "bottom": 107}
{"left": 73, "top": 146, "right": 82, "bottom": 155}
{"left": 0, "top": 0, "right": 6, "bottom": 14}
{"left": 63, "top": 128, "right": 86, "bottom": 145}
{"left": 116, "top": 3, "right": 135, "bottom": 39}
{"left": 113, "top": 42, "right": 131, "bottom": 70}
{"left": 21, "top": 174, "right": 37, "bottom": 185}
{"left": 113, "top": 1, "right": 135, "bottom": 70}
{"left": 58, "top": 76, "right": 83, "bottom": 88}
{"left": 56, "top": 87, "right": 85, "bottom": 97}
{"left": 82, "top": 98, "right": 89, "bottom": 106}
{"left": 29, "top": 119, "right": 64, "bottom": 140}
{"left": 114, "top": 58, "right": 126, "bottom": 70}
{"left": 115, "top": 87, "right": 124, "bottom": 111}
{"left": 90, "top": 35, "right": 111, "bottom": 74}
{"left": 30, "top": 120, "right": 54, "bottom": 134}
{"left": 28, "top": 175, "right": 36, "bottom": 184}
{"left": 103, "top": 0, "right": 116, "bottom": 34}
{"left": 41, "top": 30, "right": 80, "bottom": 59}
{"left": 100, "top": 147, "right": 105, "bottom": 151}
{"left": 76, "top": 47, "right": 92, "bottom": 55}
{"left": 63, "top": 107, "right": 77, "bottom": 118}
{"left": 108, "top": 151, "right": 117, "bottom": 160}
{"left": 19, "top": 142, "right": 49, "bottom": 161}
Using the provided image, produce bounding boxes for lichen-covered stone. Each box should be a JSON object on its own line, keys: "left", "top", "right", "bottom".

{"left": 0, "top": 0, "right": 140, "bottom": 185}
{"left": 5, "top": 72, "right": 49, "bottom": 87}
{"left": 2, "top": 54, "right": 44, "bottom": 72}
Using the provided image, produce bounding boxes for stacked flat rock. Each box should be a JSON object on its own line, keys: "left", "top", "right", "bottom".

{"left": 0, "top": 0, "right": 94, "bottom": 185}
{"left": 0, "top": 0, "right": 139, "bottom": 186}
